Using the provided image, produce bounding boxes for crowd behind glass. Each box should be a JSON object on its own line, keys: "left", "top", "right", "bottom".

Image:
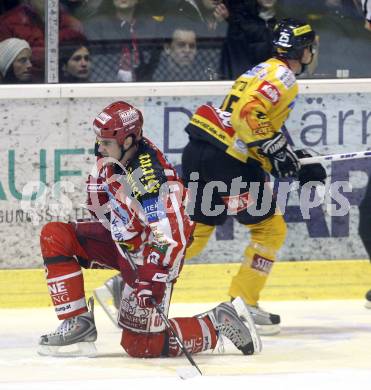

{"left": 0, "top": 0, "right": 370, "bottom": 84}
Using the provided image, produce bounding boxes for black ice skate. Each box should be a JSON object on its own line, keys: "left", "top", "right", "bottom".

{"left": 243, "top": 303, "right": 281, "bottom": 336}
{"left": 200, "top": 297, "right": 262, "bottom": 355}
{"left": 38, "top": 297, "right": 97, "bottom": 357}
{"left": 94, "top": 274, "right": 123, "bottom": 327}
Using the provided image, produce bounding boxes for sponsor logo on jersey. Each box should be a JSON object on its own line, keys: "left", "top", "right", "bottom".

{"left": 95, "top": 111, "right": 112, "bottom": 125}
{"left": 214, "top": 107, "right": 232, "bottom": 127}
{"left": 150, "top": 222, "right": 169, "bottom": 245}
{"left": 251, "top": 254, "right": 274, "bottom": 274}
{"left": 253, "top": 126, "right": 271, "bottom": 136}
{"left": 233, "top": 139, "right": 248, "bottom": 154}
{"left": 222, "top": 192, "right": 254, "bottom": 214}
{"left": 138, "top": 153, "right": 161, "bottom": 194}
{"left": 143, "top": 197, "right": 165, "bottom": 223}
{"left": 253, "top": 110, "right": 272, "bottom": 135}
{"left": 257, "top": 81, "right": 281, "bottom": 104}
{"left": 243, "top": 63, "right": 269, "bottom": 78}
{"left": 86, "top": 183, "right": 106, "bottom": 192}
{"left": 276, "top": 66, "right": 296, "bottom": 89}
{"left": 148, "top": 251, "right": 161, "bottom": 265}
{"left": 125, "top": 166, "right": 143, "bottom": 198}
{"left": 111, "top": 216, "right": 125, "bottom": 241}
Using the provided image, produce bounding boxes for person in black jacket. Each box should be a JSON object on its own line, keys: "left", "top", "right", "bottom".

{"left": 221, "top": 0, "right": 277, "bottom": 80}
{"left": 171, "top": 0, "right": 229, "bottom": 36}
{"left": 84, "top": 0, "right": 165, "bottom": 82}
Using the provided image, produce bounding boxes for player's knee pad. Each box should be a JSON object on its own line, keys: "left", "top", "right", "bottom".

{"left": 120, "top": 329, "right": 166, "bottom": 358}
{"left": 40, "top": 222, "right": 78, "bottom": 259}
{"left": 185, "top": 223, "right": 215, "bottom": 260}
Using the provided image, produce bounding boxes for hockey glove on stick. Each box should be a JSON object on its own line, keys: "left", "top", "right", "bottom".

{"left": 260, "top": 133, "right": 301, "bottom": 178}
{"left": 294, "top": 149, "right": 327, "bottom": 186}
{"left": 134, "top": 263, "right": 168, "bottom": 309}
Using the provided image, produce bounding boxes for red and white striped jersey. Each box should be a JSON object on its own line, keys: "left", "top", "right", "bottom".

{"left": 86, "top": 137, "right": 194, "bottom": 281}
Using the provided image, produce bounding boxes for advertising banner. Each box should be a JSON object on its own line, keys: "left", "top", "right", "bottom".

{"left": 0, "top": 92, "right": 370, "bottom": 267}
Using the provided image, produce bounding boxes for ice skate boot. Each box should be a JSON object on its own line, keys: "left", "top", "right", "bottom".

{"left": 244, "top": 304, "right": 281, "bottom": 336}
{"left": 231, "top": 296, "right": 280, "bottom": 335}
{"left": 200, "top": 297, "right": 262, "bottom": 355}
{"left": 94, "top": 274, "right": 123, "bottom": 326}
{"left": 365, "top": 289, "right": 371, "bottom": 309}
{"left": 38, "top": 297, "right": 97, "bottom": 357}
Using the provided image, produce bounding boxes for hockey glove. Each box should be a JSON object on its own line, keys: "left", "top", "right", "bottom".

{"left": 134, "top": 263, "right": 168, "bottom": 309}
{"left": 294, "top": 149, "right": 327, "bottom": 186}
{"left": 260, "top": 133, "right": 301, "bottom": 178}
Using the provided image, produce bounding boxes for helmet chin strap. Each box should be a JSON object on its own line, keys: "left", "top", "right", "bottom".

{"left": 119, "top": 136, "right": 137, "bottom": 162}
{"left": 296, "top": 63, "right": 307, "bottom": 75}
{"left": 297, "top": 46, "right": 314, "bottom": 75}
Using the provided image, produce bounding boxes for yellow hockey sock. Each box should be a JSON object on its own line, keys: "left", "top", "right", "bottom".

{"left": 185, "top": 223, "right": 215, "bottom": 260}
{"left": 229, "top": 214, "right": 287, "bottom": 305}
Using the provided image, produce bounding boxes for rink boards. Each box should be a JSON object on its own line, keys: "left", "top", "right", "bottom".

{"left": 1, "top": 80, "right": 371, "bottom": 267}
{"left": 1, "top": 259, "right": 370, "bottom": 308}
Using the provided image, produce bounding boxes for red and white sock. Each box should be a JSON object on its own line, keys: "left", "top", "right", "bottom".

{"left": 45, "top": 260, "right": 87, "bottom": 320}
{"left": 167, "top": 316, "right": 217, "bottom": 357}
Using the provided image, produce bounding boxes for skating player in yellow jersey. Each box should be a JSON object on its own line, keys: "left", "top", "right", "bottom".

{"left": 181, "top": 18, "right": 327, "bottom": 335}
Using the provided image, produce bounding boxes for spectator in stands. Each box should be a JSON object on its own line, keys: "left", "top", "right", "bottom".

{"left": 164, "top": 1, "right": 229, "bottom": 82}
{"left": 84, "top": 0, "right": 165, "bottom": 82}
{"left": 153, "top": 21, "right": 218, "bottom": 81}
{"left": 173, "top": 0, "right": 229, "bottom": 36}
{"left": 134, "top": 0, "right": 172, "bottom": 18}
{"left": 221, "top": 0, "right": 277, "bottom": 80}
{"left": 0, "top": 0, "right": 83, "bottom": 82}
{"left": 59, "top": 37, "right": 91, "bottom": 83}
{"left": 0, "top": 38, "right": 33, "bottom": 83}
{"left": 60, "top": 0, "right": 102, "bottom": 22}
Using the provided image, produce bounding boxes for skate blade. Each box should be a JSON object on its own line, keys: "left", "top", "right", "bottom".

{"left": 94, "top": 286, "right": 119, "bottom": 328}
{"left": 37, "top": 341, "right": 97, "bottom": 357}
{"left": 176, "top": 366, "right": 202, "bottom": 380}
{"left": 232, "top": 297, "right": 263, "bottom": 354}
{"left": 256, "top": 324, "right": 281, "bottom": 336}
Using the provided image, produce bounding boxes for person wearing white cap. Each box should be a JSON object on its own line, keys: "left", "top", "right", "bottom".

{"left": 0, "top": 38, "right": 33, "bottom": 83}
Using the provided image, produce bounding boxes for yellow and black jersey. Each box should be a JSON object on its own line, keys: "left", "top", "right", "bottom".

{"left": 185, "top": 57, "right": 298, "bottom": 173}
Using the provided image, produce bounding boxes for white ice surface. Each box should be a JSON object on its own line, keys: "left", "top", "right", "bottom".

{"left": 1, "top": 300, "right": 370, "bottom": 390}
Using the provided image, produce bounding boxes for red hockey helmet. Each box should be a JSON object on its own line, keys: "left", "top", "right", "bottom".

{"left": 93, "top": 101, "right": 143, "bottom": 145}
